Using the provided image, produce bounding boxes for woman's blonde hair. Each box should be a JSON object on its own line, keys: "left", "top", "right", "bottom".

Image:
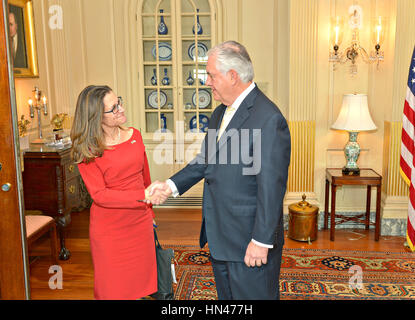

{"left": 70, "top": 85, "right": 112, "bottom": 163}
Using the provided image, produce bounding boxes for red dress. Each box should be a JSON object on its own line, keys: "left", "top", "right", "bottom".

{"left": 78, "top": 128, "right": 157, "bottom": 300}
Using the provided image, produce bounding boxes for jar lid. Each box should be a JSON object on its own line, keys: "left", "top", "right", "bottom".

{"left": 288, "top": 194, "right": 318, "bottom": 214}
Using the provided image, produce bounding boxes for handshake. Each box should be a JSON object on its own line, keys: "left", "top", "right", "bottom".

{"left": 144, "top": 181, "right": 173, "bottom": 205}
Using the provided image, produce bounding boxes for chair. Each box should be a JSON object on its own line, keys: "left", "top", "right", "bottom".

{"left": 25, "top": 215, "right": 59, "bottom": 264}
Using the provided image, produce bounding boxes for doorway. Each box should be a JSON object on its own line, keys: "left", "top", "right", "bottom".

{"left": 0, "top": 0, "right": 30, "bottom": 300}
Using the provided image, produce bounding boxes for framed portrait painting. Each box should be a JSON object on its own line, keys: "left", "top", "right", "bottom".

{"left": 8, "top": 0, "right": 39, "bottom": 78}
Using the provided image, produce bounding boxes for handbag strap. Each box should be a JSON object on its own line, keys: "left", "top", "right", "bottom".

{"left": 154, "top": 228, "right": 162, "bottom": 249}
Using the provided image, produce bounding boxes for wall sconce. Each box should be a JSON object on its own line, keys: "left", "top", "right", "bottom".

{"left": 331, "top": 94, "right": 377, "bottom": 175}
{"left": 28, "top": 86, "right": 48, "bottom": 144}
{"left": 329, "top": 4, "right": 387, "bottom": 74}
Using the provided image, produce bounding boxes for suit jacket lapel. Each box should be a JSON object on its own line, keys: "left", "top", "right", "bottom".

{"left": 216, "top": 103, "right": 250, "bottom": 150}
{"left": 217, "top": 87, "right": 258, "bottom": 144}
{"left": 208, "top": 86, "right": 259, "bottom": 162}
{"left": 211, "top": 105, "right": 226, "bottom": 131}
{"left": 206, "top": 105, "right": 226, "bottom": 163}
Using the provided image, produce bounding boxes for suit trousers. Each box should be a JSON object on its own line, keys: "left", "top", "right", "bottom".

{"left": 210, "top": 246, "right": 283, "bottom": 300}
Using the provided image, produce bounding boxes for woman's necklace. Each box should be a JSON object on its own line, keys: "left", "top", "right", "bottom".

{"left": 107, "top": 127, "right": 121, "bottom": 145}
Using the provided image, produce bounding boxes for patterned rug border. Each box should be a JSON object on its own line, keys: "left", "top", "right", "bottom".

{"left": 167, "top": 244, "right": 415, "bottom": 300}
{"left": 161, "top": 244, "right": 414, "bottom": 257}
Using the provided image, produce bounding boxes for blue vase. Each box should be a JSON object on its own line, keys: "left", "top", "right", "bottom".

{"left": 186, "top": 71, "right": 194, "bottom": 85}
{"left": 192, "top": 9, "right": 203, "bottom": 35}
{"left": 150, "top": 68, "right": 157, "bottom": 85}
{"left": 160, "top": 113, "right": 167, "bottom": 132}
{"left": 158, "top": 9, "right": 168, "bottom": 35}
{"left": 162, "top": 68, "right": 170, "bottom": 85}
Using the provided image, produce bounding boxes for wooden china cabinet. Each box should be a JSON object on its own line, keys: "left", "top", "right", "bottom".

{"left": 137, "top": 0, "right": 222, "bottom": 200}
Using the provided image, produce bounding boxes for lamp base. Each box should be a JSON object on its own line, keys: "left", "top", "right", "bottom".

{"left": 342, "top": 166, "right": 360, "bottom": 176}
{"left": 342, "top": 131, "right": 361, "bottom": 176}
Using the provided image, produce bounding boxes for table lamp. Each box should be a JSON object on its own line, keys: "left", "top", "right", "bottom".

{"left": 331, "top": 93, "right": 377, "bottom": 175}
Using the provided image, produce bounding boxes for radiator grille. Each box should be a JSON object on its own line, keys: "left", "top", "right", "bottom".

{"left": 157, "top": 196, "right": 203, "bottom": 207}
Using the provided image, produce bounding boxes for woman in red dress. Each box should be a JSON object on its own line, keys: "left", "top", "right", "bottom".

{"left": 70, "top": 85, "right": 157, "bottom": 299}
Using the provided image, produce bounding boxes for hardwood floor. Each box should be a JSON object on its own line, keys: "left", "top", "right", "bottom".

{"left": 28, "top": 208, "right": 408, "bottom": 300}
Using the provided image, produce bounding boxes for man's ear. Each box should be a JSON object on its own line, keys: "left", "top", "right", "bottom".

{"left": 229, "top": 69, "right": 239, "bottom": 85}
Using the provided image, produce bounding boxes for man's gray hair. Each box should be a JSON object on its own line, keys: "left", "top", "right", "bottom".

{"left": 207, "top": 41, "right": 254, "bottom": 83}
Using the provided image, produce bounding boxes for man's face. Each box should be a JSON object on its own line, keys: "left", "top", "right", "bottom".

{"left": 9, "top": 13, "right": 17, "bottom": 37}
{"left": 205, "top": 54, "right": 235, "bottom": 106}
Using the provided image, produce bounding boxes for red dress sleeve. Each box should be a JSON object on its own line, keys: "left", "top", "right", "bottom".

{"left": 136, "top": 130, "right": 156, "bottom": 218}
{"left": 143, "top": 149, "right": 156, "bottom": 218}
{"left": 78, "top": 160, "right": 147, "bottom": 209}
{"left": 143, "top": 151, "right": 152, "bottom": 188}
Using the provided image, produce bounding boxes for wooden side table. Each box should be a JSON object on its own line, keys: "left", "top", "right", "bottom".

{"left": 324, "top": 168, "right": 382, "bottom": 241}
{"left": 22, "top": 144, "right": 90, "bottom": 260}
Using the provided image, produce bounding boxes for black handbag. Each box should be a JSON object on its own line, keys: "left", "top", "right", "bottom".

{"left": 151, "top": 229, "right": 175, "bottom": 300}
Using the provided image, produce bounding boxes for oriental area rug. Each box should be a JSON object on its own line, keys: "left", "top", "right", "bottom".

{"left": 167, "top": 245, "right": 415, "bottom": 300}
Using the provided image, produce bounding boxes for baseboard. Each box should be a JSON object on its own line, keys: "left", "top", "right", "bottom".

{"left": 381, "top": 195, "right": 409, "bottom": 219}
{"left": 283, "top": 211, "right": 407, "bottom": 236}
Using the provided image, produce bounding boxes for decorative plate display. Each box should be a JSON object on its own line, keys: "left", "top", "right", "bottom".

{"left": 147, "top": 90, "right": 167, "bottom": 108}
{"left": 188, "top": 42, "right": 209, "bottom": 60}
{"left": 151, "top": 42, "right": 172, "bottom": 61}
{"left": 192, "top": 89, "right": 211, "bottom": 109}
{"left": 189, "top": 114, "right": 209, "bottom": 133}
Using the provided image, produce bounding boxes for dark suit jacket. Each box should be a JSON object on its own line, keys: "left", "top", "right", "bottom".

{"left": 170, "top": 85, "right": 291, "bottom": 262}
{"left": 12, "top": 34, "right": 27, "bottom": 69}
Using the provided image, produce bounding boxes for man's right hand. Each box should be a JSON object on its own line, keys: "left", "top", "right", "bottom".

{"left": 145, "top": 181, "right": 172, "bottom": 205}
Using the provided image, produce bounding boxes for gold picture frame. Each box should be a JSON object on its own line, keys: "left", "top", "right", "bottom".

{"left": 8, "top": 0, "right": 38, "bottom": 78}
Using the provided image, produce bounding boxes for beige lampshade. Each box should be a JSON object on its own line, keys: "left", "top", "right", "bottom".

{"left": 331, "top": 94, "right": 377, "bottom": 132}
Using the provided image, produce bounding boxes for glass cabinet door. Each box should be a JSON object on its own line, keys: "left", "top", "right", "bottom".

{"left": 138, "top": 0, "right": 218, "bottom": 137}
{"left": 141, "top": 0, "right": 175, "bottom": 134}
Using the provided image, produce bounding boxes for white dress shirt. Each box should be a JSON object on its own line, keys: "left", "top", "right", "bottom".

{"left": 166, "top": 82, "right": 273, "bottom": 249}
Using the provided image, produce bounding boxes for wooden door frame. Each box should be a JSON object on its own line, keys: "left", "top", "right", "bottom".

{"left": 0, "top": 0, "right": 30, "bottom": 299}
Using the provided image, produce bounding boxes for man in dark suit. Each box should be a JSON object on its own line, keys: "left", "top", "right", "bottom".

{"left": 149, "top": 41, "right": 291, "bottom": 300}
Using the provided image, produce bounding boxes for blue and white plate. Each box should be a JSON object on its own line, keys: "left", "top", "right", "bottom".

{"left": 148, "top": 90, "right": 167, "bottom": 108}
{"left": 192, "top": 89, "right": 211, "bottom": 109}
{"left": 189, "top": 114, "right": 209, "bottom": 133}
{"left": 188, "top": 42, "right": 209, "bottom": 61}
{"left": 151, "top": 42, "right": 172, "bottom": 61}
